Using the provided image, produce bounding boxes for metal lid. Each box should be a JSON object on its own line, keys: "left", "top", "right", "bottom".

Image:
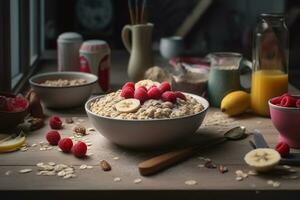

{"left": 57, "top": 32, "right": 83, "bottom": 43}
{"left": 80, "top": 40, "right": 109, "bottom": 53}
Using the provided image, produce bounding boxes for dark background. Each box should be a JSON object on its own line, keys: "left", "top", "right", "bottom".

{"left": 43, "top": 0, "right": 300, "bottom": 87}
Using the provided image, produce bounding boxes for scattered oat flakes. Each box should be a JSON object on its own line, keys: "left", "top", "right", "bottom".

{"left": 288, "top": 169, "right": 297, "bottom": 173}
{"left": 134, "top": 178, "right": 142, "bottom": 184}
{"left": 87, "top": 165, "right": 93, "bottom": 169}
{"left": 248, "top": 170, "right": 258, "bottom": 176}
{"left": 185, "top": 180, "right": 197, "bottom": 185}
{"left": 267, "top": 180, "right": 274, "bottom": 185}
{"left": 79, "top": 164, "right": 87, "bottom": 169}
{"left": 283, "top": 165, "right": 291, "bottom": 169}
{"left": 113, "top": 157, "right": 119, "bottom": 160}
{"left": 48, "top": 162, "right": 56, "bottom": 166}
{"left": 87, "top": 127, "right": 95, "bottom": 132}
{"left": 5, "top": 171, "right": 12, "bottom": 176}
{"left": 78, "top": 118, "right": 85, "bottom": 123}
{"left": 197, "top": 164, "right": 205, "bottom": 168}
{"left": 281, "top": 175, "right": 299, "bottom": 180}
{"left": 235, "top": 176, "right": 243, "bottom": 181}
{"left": 31, "top": 143, "right": 37, "bottom": 147}
{"left": 87, "top": 153, "right": 94, "bottom": 156}
{"left": 114, "top": 177, "right": 121, "bottom": 182}
{"left": 19, "top": 169, "right": 33, "bottom": 174}
{"left": 272, "top": 181, "right": 281, "bottom": 188}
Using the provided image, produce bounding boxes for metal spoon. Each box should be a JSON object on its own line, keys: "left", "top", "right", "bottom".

{"left": 138, "top": 126, "right": 247, "bottom": 176}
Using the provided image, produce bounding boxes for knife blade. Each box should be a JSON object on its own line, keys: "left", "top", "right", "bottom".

{"left": 253, "top": 132, "right": 269, "bottom": 148}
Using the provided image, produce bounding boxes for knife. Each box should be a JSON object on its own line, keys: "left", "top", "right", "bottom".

{"left": 253, "top": 131, "right": 269, "bottom": 148}
{"left": 251, "top": 131, "right": 300, "bottom": 166}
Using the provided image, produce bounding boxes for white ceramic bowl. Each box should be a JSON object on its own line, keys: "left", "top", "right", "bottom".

{"left": 29, "top": 72, "right": 97, "bottom": 109}
{"left": 85, "top": 93, "right": 209, "bottom": 148}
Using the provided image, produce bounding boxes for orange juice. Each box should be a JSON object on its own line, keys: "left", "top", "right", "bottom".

{"left": 251, "top": 70, "right": 288, "bottom": 116}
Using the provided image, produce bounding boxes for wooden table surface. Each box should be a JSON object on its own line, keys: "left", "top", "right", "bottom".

{"left": 1, "top": 51, "right": 300, "bottom": 199}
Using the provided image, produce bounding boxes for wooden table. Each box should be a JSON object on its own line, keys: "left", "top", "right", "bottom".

{"left": 1, "top": 51, "right": 300, "bottom": 200}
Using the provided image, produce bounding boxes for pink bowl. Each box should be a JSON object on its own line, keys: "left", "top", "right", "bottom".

{"left": 269, "top": 96, "right": 300, "bottom": 148}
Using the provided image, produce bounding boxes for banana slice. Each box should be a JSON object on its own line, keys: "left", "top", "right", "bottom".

{"left": 135, "top": 79, "right": 154, "bottom": 90}
{"left": 244, "top": 148, "right": 281, "bottom": 172}
{"left": 0, "top": 133, "right": 26, "bottom": 153}
{"left": 115, "top": 99, "right": 141, "bottom": 113}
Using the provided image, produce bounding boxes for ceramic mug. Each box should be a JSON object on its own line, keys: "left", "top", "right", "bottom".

{"left": 159, "top": 36, "right": 184, "bottom": 59}
{"left": 207, "top": 52, "right": 251, "bottom": 107}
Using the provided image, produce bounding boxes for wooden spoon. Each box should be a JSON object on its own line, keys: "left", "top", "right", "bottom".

{"left": 138, "top": 126, "right": 246, "bottom": 176}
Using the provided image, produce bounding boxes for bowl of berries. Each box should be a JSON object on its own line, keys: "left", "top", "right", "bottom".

{"left": 0, "top": 93, "right": 29, "bottom": 130}
{"left": 85, "top": 80, "right": 209, "bottom": 148}
{"left": 269, "top": 93, "right": 300, "bottom": 148}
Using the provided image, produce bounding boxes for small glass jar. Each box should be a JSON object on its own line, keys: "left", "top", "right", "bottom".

{"left": 251, "top": 13, "right": 289, "bottom": 116}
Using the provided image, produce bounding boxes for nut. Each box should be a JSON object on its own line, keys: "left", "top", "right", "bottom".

{"left": 100, "top": 160, "right": 111, "bottom": 171}
{"left": 28, "top": 117, "right": 44, "bottom": 131}
{"left": 218, "top": 165, "right": 228, "bottom": 173}
{"left": 204, "top": 160, "right": 217, "bottom": 169}
{"left": 74, "top": 125, "right": 86, "bottom": 135}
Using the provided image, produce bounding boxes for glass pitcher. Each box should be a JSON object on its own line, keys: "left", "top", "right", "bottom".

{"left": 251, "top": 13, "right": 289, "bottom": 116}
{"left": 207, "top": 52, "right": 245, "bottom": 107}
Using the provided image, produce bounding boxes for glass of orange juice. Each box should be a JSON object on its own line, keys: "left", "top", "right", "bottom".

{"left": 251, "top": 13, "right": 289, "bottom": 117}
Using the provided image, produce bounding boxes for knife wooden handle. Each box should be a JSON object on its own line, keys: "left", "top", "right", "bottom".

{"left": 138, "top": 146, "right": 197, "bottom": 176}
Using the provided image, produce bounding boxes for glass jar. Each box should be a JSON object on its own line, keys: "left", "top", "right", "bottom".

{"left": 251, "top": 13, "right": 289, "bottom": 116}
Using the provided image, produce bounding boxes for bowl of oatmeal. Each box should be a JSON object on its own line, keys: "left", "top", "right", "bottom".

{"left": 29, "top": 72, "right": 97, "bottom": 108}
{"left": 85, "top": 80, "right": 209, "bottom": 148}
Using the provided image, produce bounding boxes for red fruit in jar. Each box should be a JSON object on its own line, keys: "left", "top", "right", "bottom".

{"left": 72, "top": 141, "right": 87, "bottom": 158}
{"left": 161, "top": 91, "right": 176, "bottom": 103}
{"left": 271, "top": 96, "right": 283, "bottom": 105}
{"left": 275, "top": 142, "right": 290, "bottom": 157}
{"left": 174, "top": 91, "right": 186, "bottom": 100}
{"left": 137, "top": 86, "right": 147, "bottom": 92}
{"left": 296, "top": 99, "right": 300, "bottom": 108}
{"left": 121, "top": 87, "right": 134, "bottom": 99}
{"left": 134, "top": 88, "right": 148, "bottom": 104}
{"left": 46, "top": 130, "right": 61, "bottom": 145}
{"left": 147, "top": 86, "right": 161, "bottom": 100}
{"left": 49, "top": 116, "right": 63, "bottom": 129}
{"left": 280, "top": 95, "right": 296, "bottom": 107}
{"left": 58, "top": 138, "right": 73, "bottom": 153}
{"left": 122, "top": 82, "right": 135, "bottom": 90}
{"left": 159, "top": 81, "right": 171, "bottom": 93}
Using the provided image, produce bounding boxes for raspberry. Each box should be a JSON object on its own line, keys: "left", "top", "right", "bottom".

{"left": 159, "top": 81, "right": 171, "bottom": 93}
{"left": 137, "top": 86, "right": 147, "bottom": 92}
{"left": 72, "top": 141, "right": 87, "bottom": 158}
{"left": 58, "top": 138, "right": 73, "bottom": 153}
{"left": 49, "top": 116, "right": 63, "bottom": 129}
{"left": 296, "top": 98, "right": 300, "bottom": 108}
{"left": 147, "top": 86, "right": 161, "bottom": 100}
{"left": 174, "top": 91, "right": 186, "bottom": 100}
{"left": 275, "top": 142, "right": 290, "bottom": 157}
{"left": 161, "top": 91, "right": 176, "bottom": 103}
{"left": 121, "top": 87, "right": 134, "bottom": 99}
{"left": 122, "top": 82, "right": 135, "bottom": 90}
{"left": 271, "top": 96, "right": 283, "bottom": 105}
{"left": 46, "top": 130, "right": 61, "bottom": 145}
{"left": 134, "top": 88, "right": 148, "bottom": 104}
{"left": 280, "top": 96, "right": 296, "bottom": 107}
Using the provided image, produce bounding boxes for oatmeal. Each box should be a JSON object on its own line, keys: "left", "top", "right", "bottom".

{"left": 40, "top": 78, "right": 87, "bottom": 87}
{"left": 89, "top": 90, "right": 204, "bottom": 120}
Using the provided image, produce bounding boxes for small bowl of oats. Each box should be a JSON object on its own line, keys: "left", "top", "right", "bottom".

{"left": 85, "top": 80, "right": 209, "bottom": 148}
{"left": 29, "top": 71, "right": 97, "bottom": 109}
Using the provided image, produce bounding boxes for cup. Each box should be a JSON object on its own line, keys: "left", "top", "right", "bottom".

{"left": 207, "top": 52, "right": 251, "bottom": 107}
{"left": 159, "top": 36, "right": 184, "bottom": 59}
